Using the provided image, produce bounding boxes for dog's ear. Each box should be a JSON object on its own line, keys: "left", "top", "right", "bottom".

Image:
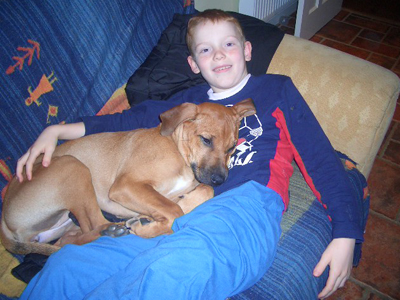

{"left": 232, "top": 98, "right": 256, "bottom": 120}
{"left": 160, "top": 103, "right": 198, "bottom": 136}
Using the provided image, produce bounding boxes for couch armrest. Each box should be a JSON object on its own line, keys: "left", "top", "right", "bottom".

{"left": 267, "top": 34, "right": 400, "bottom": 178}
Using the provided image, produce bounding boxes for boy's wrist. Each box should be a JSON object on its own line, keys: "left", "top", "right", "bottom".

{"left": 48, "top": 122, "right": 85, "bottom": 141}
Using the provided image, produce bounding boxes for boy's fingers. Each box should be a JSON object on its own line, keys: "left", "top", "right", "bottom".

{"left": 318, "top": 268, "right": 349, "bottom": 299}
{"left": 16, "top": 152, "right": 30, "bottom": 182}
{"left": 313, "top": 256, "right": 328, "bottom": 277}
{"left": 42, "top": 151, "right": 53, "bottom": 167}
{"left": 25, "top": 150, "right": 40, "bottom": 181}
{"left": 314, "top": 254, "right": 336, "bottom": 298}
{"left": 318, "top": 274, "right": 337, "bottom": 299}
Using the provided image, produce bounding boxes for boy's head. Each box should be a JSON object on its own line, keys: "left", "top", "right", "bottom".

{"left": 186, "top": 10, "right": 246, "bottom": 56}
{"left": 186, "top": 9, "right": 252, "bottom": 93}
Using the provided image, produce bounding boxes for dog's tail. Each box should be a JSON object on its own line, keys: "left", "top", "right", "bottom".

{"left": 0, "top": 217, "right": 60, "bottom": 256}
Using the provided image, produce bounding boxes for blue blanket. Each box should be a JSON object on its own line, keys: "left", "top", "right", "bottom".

{"left": 21, "top": 182, "right": 284, "bottom": 299}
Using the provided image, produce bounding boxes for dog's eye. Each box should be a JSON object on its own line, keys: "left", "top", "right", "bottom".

{"left": 227, "top": 146, "right": 236, "bottom": 154}
{"left": 200, "top": 136, "right": 212, "bottom": 147}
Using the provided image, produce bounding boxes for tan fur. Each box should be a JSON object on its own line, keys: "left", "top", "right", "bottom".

{"left": 1, "top": 99, "right": 256, "bottom": 255}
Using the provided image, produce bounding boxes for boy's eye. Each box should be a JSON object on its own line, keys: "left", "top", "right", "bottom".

{"left": 226, "top": 42, "right": 234, "bottom": 47}
{"left": 200, "top": 48, "right": 209, "bottom": 54}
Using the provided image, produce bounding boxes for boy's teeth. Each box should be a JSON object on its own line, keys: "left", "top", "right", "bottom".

{"left": 215, "top": 66, "right": 230, "bottom": 71}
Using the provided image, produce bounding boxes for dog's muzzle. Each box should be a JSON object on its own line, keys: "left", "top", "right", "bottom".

{"left": 191, "top": 163, "right": 228, "bottom": 187}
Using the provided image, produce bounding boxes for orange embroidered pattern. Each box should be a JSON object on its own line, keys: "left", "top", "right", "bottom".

{"left": 47, "top": 105, "right": 59, "bottom": 123}
{"left": 0, "top": 159, "right": 12, "bottom": 200}
{"left": 25, "top": 72, "right": 57, "bottom": 106}
{"left": 6, "top": 40, "right": 40, "bottom": 75}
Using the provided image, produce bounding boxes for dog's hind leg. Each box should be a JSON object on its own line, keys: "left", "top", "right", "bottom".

{"left": 1, "top": 155, "right": 109, "bottom": 254}
{"left": 49, "top": 155, "right": 110, "bottom": 247}
{"left": 50, "top": 155, "right": 109, "bottom": 233}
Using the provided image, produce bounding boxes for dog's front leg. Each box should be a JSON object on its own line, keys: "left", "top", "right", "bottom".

{"left": 109, "top": 177, "right": 184, "bottom": 238}
{"left": 175, "top": 184, "right": 214, "bottom": 214}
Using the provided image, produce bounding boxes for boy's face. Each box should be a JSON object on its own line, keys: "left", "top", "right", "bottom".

{"left": 187, "top": 20, "right": 252, "bottom": 93}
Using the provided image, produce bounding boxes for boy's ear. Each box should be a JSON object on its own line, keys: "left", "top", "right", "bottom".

{"left": 187, "top": 56, "right": 201, "bottom": 74}
{"left": 244, "top": 41, "right": 252, "bottom": 62}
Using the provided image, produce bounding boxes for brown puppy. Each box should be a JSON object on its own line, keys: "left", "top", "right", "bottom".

{"left": 1, "top": 99, "right": 256, "bottom": 255}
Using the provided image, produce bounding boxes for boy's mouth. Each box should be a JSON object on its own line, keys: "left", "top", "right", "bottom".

{"left": 213, "top": 65, "right": 231, "bottom": 73}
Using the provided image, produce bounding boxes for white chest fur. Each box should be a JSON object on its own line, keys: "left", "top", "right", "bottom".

{"left": 167, "top": 176, "right": 194, "bottom": 196}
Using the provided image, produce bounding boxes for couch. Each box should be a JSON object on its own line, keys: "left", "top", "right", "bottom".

{"left": 1, "top": 1, "right": 399, "bottom": 299}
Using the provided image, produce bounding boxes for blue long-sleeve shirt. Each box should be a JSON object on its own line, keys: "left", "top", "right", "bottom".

{"left": 81, "top": 74, "right": 363, "bottom": 242}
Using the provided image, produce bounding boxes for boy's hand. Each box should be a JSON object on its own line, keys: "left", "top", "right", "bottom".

{"left": 313, "top": 238, "right": 355, "bottom": 299}
{"left": 16, "top": 125, "right": 59, "bottom": 182}
{"left": 16, "top": 122, "right": 85, "bottom": 182}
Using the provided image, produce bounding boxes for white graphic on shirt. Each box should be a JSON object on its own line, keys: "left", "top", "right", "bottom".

{"left": 228, "top": 112, "right": 263, "bottom": 169}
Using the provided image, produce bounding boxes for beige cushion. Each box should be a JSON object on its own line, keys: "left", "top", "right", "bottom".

{"left": 267, "top": 34, "right": 400, "bottom": 178}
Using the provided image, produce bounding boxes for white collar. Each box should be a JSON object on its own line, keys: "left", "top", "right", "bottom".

{"left": 207, "top": 74, "right": 251, "bottom": 101}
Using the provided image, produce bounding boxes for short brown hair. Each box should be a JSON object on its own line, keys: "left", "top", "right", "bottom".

{"left": 186, "top": 9, "right": 246, "bottom": 56}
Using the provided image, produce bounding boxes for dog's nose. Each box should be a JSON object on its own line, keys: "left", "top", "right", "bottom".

{"left": 211, "top": 173, "right": 226, "bottom": 186}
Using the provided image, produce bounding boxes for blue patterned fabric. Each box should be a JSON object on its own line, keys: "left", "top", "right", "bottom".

{"left": 0, "top": 0, "right": 194, "bottom": 201}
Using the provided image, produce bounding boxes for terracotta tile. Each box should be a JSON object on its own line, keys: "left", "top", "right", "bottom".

{"left": 287, "top": 16, "right": 296, "bottom": 28}
{"left": 383, "top": 141, "right": 400, "bottom": 165}
{"left": 310, "top": 35, "right": 323, "bottom": 44}
{"left": 278, "top": 25, "right": 294, "bottom": 36}
{"left": 367, "top": 53, "right": 397, "bottom": 69}
{"left": 367, "top": 159, "right": 400, "bottom": 219}
{"left": 392, "top": 59, "right": 400, "bottom": 74}
{"left": 392, "top": 122, "right": 400, "bottom": 142}
{"left": 321, "top": 39, "right": 370, "bottom": 59}
{"left": 327, "top": 280, "right": 364, "bottom": 299}
{"left": 334, "top": 9, "right": 350, "bottom": 21}
{"left": 368, "top": 293, "right": 392, "bottom": 300}
{"left": 359, "top": 29, "right": 385, "bottom": 42}
{"left": 345, "top": 14, "right": 390, "bottom": 33}
{"left": 377, "top": 121, "right": 395, "bottom": 156}
{"left": 352, "top": 213, "right": 400, "bottom": 299}
{"left": 316, "top": 19, "right": 361, "bottom": 44}
{"left": 383, "top": 27, "right": 400, "bottom": 47}
{"left": 342, "top": 0, "right": 400, "bottom": 25}
{"left": 393, "top": 103, "right": 400, "bottom": 122}
{"left": 352, "top": 37, "right": 400, "bottom": 58}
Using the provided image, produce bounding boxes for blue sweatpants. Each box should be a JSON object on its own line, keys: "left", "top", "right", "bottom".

{"left": 21, "top": 181, "right": 284, "bottom": 300}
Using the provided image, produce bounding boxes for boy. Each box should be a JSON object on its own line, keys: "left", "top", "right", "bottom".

{"left": 18, "top": 10, "right": 362, "bottom": 299}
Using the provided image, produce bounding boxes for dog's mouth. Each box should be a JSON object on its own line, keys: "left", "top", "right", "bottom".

{"left": 190, "top": 163, "right": 227, "bottom": 187}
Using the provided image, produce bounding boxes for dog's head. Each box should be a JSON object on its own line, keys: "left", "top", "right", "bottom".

{"left": 159, "top": 99, "right": 256, "bottom": 186}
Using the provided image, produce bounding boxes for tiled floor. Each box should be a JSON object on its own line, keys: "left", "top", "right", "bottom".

{"left": 279, "top": 2, "right": 400, "bottom": 300}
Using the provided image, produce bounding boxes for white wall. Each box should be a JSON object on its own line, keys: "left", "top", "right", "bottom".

{"left": 194, "top": 0, "right": 239, "bottom": 12}
{"left": 195, "top": 0, "right": 298, "bottom": 25}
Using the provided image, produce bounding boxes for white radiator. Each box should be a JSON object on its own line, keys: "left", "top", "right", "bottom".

{"left": 239, "top": 0, "right": 298, "bottom": 24}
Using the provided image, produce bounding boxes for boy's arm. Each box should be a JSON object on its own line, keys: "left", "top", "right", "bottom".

{"left": 280, "top": 78, "right": 362, "bottom": 298}
{"left": 81, "top": 95, "right": 188, "bottom": 136}
{"left": 16, "top": 122, "right": 85, "bottom": 182}
{"left": 281, "top": 78, "right": 363, "bottom": 241}
{"left": 17, "top": 90, "right": 189, "bottom": 182}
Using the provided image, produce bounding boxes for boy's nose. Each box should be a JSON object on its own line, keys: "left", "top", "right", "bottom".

{"left": 213, "top": 50, "right": 225, "bottom": 60}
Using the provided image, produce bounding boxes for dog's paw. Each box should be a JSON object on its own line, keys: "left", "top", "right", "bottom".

{"left": 139, "top": 218, "right": 153, "bottom": 225}
{"left": 100, "top": 224, "right": 130, "bottom": 238}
